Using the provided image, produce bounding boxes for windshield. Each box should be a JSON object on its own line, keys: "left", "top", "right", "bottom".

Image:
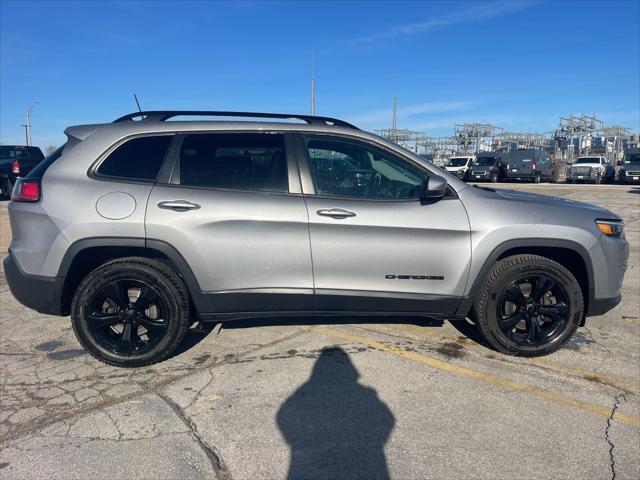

{"left": 447, "top": 158, "right": 468, "bottom": 167}
{"left": 623, "top": 153, "right": 640, "bottom": 164}
{"left": 576, "top": 157, "right": 600, "bottom": 164}
{"left": 474, "top": 157, "right": 497, "bottom": 167}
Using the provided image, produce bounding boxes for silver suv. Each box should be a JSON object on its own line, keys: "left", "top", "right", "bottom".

{"left": 3, "top": 111, "right": 629, "bottom": 367}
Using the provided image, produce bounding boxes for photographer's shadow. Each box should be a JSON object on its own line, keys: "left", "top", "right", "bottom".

{"left": 276, "top": 347, "right": 395, "bottom": 480}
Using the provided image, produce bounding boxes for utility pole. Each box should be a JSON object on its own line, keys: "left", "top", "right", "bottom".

{"left": 310, "top": 49, "right": 315, "bottom": 116}
{"left": 392, "top": 97, "right": 397, "bottom": 142}
{"left": 25, "top": 101, "right": 39, "bottom": 146}
{"left": 21, "top": 124, "right": 29, "bottom": 145}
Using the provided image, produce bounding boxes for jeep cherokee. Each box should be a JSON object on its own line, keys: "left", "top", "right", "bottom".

{"left": 3, "top": 111, "right": 629, "bottom": 367}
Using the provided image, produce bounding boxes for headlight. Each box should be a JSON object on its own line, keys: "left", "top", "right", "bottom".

{"left": 596, "top": 219, "right": 624, "bottom": 237}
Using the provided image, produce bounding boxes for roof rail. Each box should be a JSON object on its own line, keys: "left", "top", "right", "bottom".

{"left": 113, "top": 110, "right": 359, "bottom": 130}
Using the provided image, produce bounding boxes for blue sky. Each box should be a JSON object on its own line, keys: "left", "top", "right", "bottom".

{"left": 1, "top": 0, "right": 638, "bottom": 147}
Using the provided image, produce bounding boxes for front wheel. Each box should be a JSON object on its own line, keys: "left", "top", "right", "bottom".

{"left": 1, "top": 177, "right": 13, "bottom": 199}
{"left": 472, "top": 254, "right": 583, "bottom": 356}
{"left": 71, "top": 257, "right": 191, "bottom": 367}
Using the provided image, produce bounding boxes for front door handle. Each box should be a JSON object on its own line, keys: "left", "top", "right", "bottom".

{"left": 316, "top": 208, "right": 356, "bottom": 219}
{"left": 157, "top": 200, "right": 201, "bottom": 212}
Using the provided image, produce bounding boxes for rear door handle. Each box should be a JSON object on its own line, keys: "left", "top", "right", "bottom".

{"left": 316, "top": 208, "right": 356, "bottom": 219}
{"left": 157, "top": 200, "right": 201, "bottom": 211}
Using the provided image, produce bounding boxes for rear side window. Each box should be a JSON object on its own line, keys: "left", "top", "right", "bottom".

{"left": 177, "top": 133, "right": 288, "bottom": 193}
{"left": 97, "top": 135, "right": 172, "bottom": 181}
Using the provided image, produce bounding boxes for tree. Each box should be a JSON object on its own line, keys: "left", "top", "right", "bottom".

{"left": 44, "top": 145, "right": 57, "bottom": 155}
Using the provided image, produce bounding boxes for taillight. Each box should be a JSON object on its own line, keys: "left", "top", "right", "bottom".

{"left": 532, "top": 162, "right": 537, "bottom": 170}
{"left": 12, "top": 179, "right": 41, "bottom": 203}
{"left": 12, "top": 160, "right": 20, "bottom": 174}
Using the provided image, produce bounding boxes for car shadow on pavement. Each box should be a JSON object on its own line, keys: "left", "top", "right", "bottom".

{"left": 276, "top": 346, "right": 395, "bottom": 480}
{"left": 628, "top": 187, "right": 640, "bottom": 194}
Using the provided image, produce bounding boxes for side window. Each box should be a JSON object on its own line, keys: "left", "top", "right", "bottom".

{"left": 97, "top": 135, "right": 172, "bottom": 181}
{"left": 178, "top": 133, "right": 288, "bottom": 193}
{"left": 304, "top": 135, "right": 428, "bottom": 199}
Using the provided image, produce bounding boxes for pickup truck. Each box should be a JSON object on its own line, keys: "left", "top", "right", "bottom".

{"left": 0, "top": 145, "right": 45, "bottom": 199}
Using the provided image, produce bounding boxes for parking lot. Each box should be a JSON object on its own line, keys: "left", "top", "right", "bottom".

{"left": 0, "top": 183, "right": 638, "bottom": 480}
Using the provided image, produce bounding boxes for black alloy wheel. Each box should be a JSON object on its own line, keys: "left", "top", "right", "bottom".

{"left": 87, "top": 279, "right": 169, "bottom": 356}
{"left": 472, "top": 254, "right": 583, "bottom": 356}
{"left": 496, "top": 275, "right": 570, "bottom": 347}
{"left": 71, "top": 257, "right": 190, "bottom": 367}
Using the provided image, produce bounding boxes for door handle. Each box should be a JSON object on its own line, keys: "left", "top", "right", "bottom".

{"left": 157, "top": 200, "right": 201, "bottom": 211}
{"left": 316, "top": 208, "right": 356, "bottom": 219}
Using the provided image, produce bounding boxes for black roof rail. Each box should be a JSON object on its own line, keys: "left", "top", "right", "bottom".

{"left": 113, "top": 110, "right": 359, "bottom": 130}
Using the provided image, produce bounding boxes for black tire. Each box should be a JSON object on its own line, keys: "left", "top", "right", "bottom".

{"left": 71, "top": 257, "right": 191, "bottom": 367}
{"left": 1, "top": 177, "right": 13, "bottom": 199}
{"left": 472, "top": 254, "right": 583, "bottom": 357}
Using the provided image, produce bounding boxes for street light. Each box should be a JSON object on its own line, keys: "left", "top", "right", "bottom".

{"left": 25, "top": 101, "right": 39, "bottom": 146}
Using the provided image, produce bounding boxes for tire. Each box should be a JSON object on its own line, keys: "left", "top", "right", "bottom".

{"left": 472, "top": 254, "right": 583, "bottom": 357}
{"left": 1, "top": 177, "right": 13, "bottom": 199}
{"left": 71, "top": 257, "right": 191, "bottom": 367}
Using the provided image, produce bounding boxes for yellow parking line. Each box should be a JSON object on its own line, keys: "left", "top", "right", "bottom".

{"left": 315, "top": 326, "right": 640, "bottom": 427}
{"left": 391, "top": 324, "right": 640, "bottom": 390}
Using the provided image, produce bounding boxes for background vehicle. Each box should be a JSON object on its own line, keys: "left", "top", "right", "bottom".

{"left": 617, "top": 147, "right": 640, "bottom": 184}
{"left": 567, "top": 156, "right": 615, "bottom": 184}
{"left": 468, "top": 152, "right": 506, "bottom": 182}
{"left": 0, "top": 145, "right": 44, "bottom": 198}
{"left": 504, "top": 149, "right": 553, "bottom": 183}
{"left": 445, "top": 156, "right": 474, "bottom": 180}
{"left": 3, "top": 111, "right": 628, "bottom": 367}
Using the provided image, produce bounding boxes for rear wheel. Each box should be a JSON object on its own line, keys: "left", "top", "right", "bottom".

{"left": 1, "top": 177, "right": 13, "bottom": 199}
{"left": 472, "top": 254, "right": 583, "bottom": 356}
{"left": 71, "top": 257, "right": 190, "bottom": 367}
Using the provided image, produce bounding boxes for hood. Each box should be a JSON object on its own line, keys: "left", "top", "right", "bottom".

{"left": 492, "top": 187, "right": 617, "bottom": 216}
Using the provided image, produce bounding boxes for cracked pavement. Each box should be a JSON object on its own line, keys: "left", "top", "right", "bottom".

{"left": 1, "top": 184, "right": 639, "bottom": 479}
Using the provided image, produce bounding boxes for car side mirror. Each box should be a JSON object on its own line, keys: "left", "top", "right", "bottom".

{"left": 421, "top": 174, "right": 448, "bottom": 201}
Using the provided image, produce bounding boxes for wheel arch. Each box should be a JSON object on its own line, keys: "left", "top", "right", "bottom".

{"left": 457, "top": 238, "right": 594, "bottom": 324}
{"left": 58, "top": 238, "right": 208, "bottom": 315}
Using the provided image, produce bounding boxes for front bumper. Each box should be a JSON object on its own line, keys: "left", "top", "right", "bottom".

{"left": 619, "top": 171, "right": 640, "bottom": 184}
{"left": 569, "top": 171, "right": 601, "bottom": 182}
{"left": 3, "top": 252, "right": 64, "bottom": 315}
{"left": 469, "top": 172, "right": 492, "bottom": 181}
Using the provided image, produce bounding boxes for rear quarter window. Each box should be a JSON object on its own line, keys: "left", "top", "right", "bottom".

{"left": 96, "top": 135, "right": 173, "bottom": 182}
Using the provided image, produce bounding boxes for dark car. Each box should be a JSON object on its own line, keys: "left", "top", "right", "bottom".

{"left": 618, "top": 148, "right": 640, "bottom": 184}
{"left": 468, "top": 153, "right": 506, "bottom": 182}
{"left": 504, "top": 149, "right": 553, "bottom": 183}
{"left": 0, "top": 145, "right": 45, "bottom": 198}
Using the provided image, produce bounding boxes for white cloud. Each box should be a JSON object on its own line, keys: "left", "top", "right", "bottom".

{"left": 348, "top": 100, "right": 480, "bottom": 126}
{"left": 352, "top": 1, "right": 539, "bottom": 44}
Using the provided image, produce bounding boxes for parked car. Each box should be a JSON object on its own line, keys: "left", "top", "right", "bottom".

{"left": 617, "top": 148, "right": 640, "bottom": 184}
{"left": 444, "top": 156, "right": 474, "bottom": 180}
{"left": 0, "top": 145, "right": 44, "bottom": 199}
{"left": 4, "top": 110, "right": 628, "bottom": 366}
{"left": 468, "top": 153, "right": 506, "bottom": 182}
{"left": 567, "top": 156, "right": 615, "bottom": 184}
{"left": 504, "top": 149, "right": 553, "bottom": 183}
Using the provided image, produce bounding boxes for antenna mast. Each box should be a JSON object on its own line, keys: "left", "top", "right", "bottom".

{"left": 310, "top": 49, "right": 315, "bottom": 116}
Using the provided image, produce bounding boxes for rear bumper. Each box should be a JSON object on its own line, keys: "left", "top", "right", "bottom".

{"left": 3, "top": 252, "right": 64, "bottom": 315}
